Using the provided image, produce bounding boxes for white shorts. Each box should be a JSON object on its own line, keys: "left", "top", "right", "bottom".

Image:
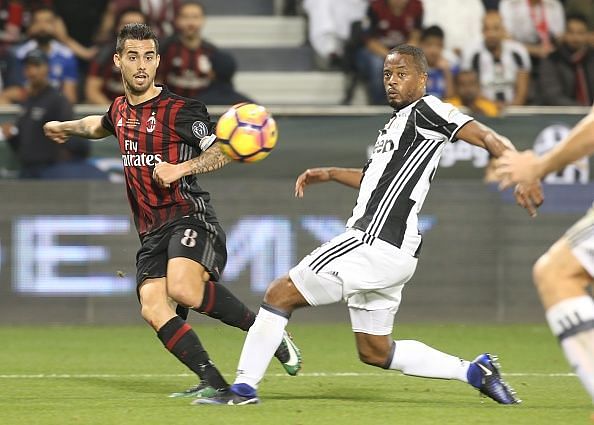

{"left": 289, "top": 229, "right": 418, "bottom": 335}
{"left": 566, "top": 207, "right": 594, "bottom": 277}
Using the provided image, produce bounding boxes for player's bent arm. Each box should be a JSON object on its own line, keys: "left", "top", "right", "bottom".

{"left": 44, "top": 115, "right": 110, "bottom": 143}
{"left": 537, "top": 108, "right": 594, "bottom": 177}
{"left": 456, "top": 120, "right": 515, "bottom": 157}
{"left": 152, "top": 142, "right": 232, "bottom": 188}
{"left": 294, "top": 167, "right": 363, "bottom": 198}
{"left": 181, "top": 142, "right": 232, "bottom": 175}
{"left": 457, "top": 120, "right": 543, "bottom": 217}
{"left": 328, "top": 167, "right": 363, "bottom": 188}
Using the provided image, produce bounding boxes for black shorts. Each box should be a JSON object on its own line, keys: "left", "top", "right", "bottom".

{"left": 135, "top": 215, "right": 227, "bottom": 287}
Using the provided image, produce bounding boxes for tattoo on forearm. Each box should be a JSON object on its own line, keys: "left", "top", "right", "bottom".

{"left": 188, "top": 144, "right": 232, "bottom": 175}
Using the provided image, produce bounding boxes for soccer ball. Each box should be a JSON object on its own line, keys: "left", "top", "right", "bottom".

{"left": 216, "top": 103, "right": 278, "bottom": 163}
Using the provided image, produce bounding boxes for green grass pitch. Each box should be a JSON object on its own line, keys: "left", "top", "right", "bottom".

{"left": 0, "top": 323, "right": 590, "bottom": 425}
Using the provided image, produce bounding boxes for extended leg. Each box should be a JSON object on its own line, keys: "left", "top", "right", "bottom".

{"left": 350, "top": 306, "right": 520, "bottom": 405}
{"left": 193, "top": 274, "right": 310, "bottom": 405}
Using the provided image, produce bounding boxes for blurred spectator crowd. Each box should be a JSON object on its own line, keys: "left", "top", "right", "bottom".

{"left": 0, "top": 0, "right": 591, "bottom": 111}
{"left": 0, "top": 0, "right": 249, "bottom": 107}
{"left": 2, "top": 0, "right": 594, "bottom": 179}
{"left": 305, "top": 0, "right": 594, "bottom": 113}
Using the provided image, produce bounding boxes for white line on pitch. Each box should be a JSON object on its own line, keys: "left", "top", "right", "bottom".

{"left": 0, "top": 372, "right": 577, "bottom": 379}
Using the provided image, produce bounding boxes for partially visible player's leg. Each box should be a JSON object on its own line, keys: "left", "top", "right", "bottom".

{"left": 164, "top": 257, "right": 229, "bottom": 393}
{"left": 350, "top": 308, "right": 520, "bottom": 404}
{"left": 138, "top": 276, "right": 227, "bottom": 394}
{"left": 194, "top": 273, "right": 310, "bottom": 405}
{"left": 168, "top": 221, "right": 257, "bottom": 330}
{"left": 533, "top": 233, "right": 594, "bottom": 402}
{"left": 167, "top": 219, "right": 302, "bottom": 378}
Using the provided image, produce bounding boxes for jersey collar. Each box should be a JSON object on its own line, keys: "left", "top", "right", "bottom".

{"left": 125, "top": 84, "right": 169, "bottom": 108}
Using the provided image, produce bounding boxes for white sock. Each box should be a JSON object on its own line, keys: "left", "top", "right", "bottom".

{"left": 389, "top": 340, "right": 470, "bottom": 382}
{"left": 234, "top": 306, "right": 289, "bottom": 389}
{"left": 545, "top": 296, "right": 594, "bottom": 401}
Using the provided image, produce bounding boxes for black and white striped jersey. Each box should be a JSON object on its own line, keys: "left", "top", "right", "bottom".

{"left": 346, "top": 95, "right": 473, "bottom": 257}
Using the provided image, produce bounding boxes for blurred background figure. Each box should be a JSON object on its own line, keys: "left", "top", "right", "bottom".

{"left": 499, "top": 0, "right": 565, "bottom": 66}
{"left": 564, "top": 0, "right": 594, "bottom": 46}
{"left": 356, "top": 0, "right": 423, "bottom": 104}
{"left": 50, "top": 0, "right": 108, "bottom": 66}
{"left": 0, "top": 5, "right": 78, "bottom": 104}
{"left": 157, "top": 0, "right": 218, "bottom": 99}
{"left": 198, "top": 49, "right": 254, "bottom": 106}
{"left": 539, "top": 13, "right": 594, "bottom": 105}
{"left": 0, "top": 0, "right": 30, "bottom": 89}
{"left": 0, "top": 0, "right": 26, "bottom": 47}
{"left": 462, "top": 11, "right": 531, "bottom": 107}
{"left": 420, "top": 25, "right": 457, "bottom": 99}
{"left": 99, "top": 0, "right": 181, "bottom": 41}
{"left": 302, "top": 0, "right": 367, "bottom": 70}
{"left": 445, "top": 67, "right": 501, "bottom": 183}
{"left": 85, "top": 7, "right": 146, "bottom": 104}
{"left": 1, "top": 49, "right": 104, "bottom": 179}
{"left": 421, "top": 0, "right": 486, "bottom": 57}
{"left": 447, "top": 69, "right": 501, "bottom": 117}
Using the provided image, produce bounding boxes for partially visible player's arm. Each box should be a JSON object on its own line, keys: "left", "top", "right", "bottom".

{"left": 498, "top": 107, "right": 594, "bottom": 187}
{"left": 152, "top": 142, "right": 232, "bottom": 188}
{"left": 456, "top": 120, "right": 515, "bottom": 157}
{"left": 456, "top": 120, "right": 543, "bottom": 217}
{"left": 43, "top": 115, "right": 111, "bottom": 143}
{"left": 294, "top": 167, "right": 362, "bottom": 198}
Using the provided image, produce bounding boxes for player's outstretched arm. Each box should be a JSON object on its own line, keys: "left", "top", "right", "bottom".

{"left": 497, "top": 107, "right": 594, "bottom": 188}
{"left": 456, "top": 120, "right": 544, "bottom": 217}
{"left": 152, "top": 142, "right": 232, "bottom": 188}
{"left": 44, "top": 115, "right": 111, "bottom": 143}
{"left": 294, "top": 167, "right": 363, "bottom": 198}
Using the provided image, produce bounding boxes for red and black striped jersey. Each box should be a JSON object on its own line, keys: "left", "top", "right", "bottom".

{"left": 101, "top": 85, "right": 219, "bottom": 236}
{"left": 157, "top": 35, "right": 218, "bottom": 99}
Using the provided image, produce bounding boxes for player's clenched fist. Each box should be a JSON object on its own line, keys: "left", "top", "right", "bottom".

{"left": 294, "top": 167, "right": 332, "bottom": 198}
{"left": 43, "top": 121, "right": 69, "bottom": 144}
{"left": 153, "top": 161, "right": 184, "bottom": 188}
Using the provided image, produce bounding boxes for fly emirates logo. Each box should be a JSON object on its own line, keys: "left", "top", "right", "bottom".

{"left": 122, "top": 139, "right": 162, "bottom": 167}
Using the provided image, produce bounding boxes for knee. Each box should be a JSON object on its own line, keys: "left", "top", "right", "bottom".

{"left": 167, "top": 276, "right": 205, "bottom": 308}
{"left": 533, "top": 252, "right": 555, "bottom": 293}
{"left": 263, "top": 275, "right": 301, "bottom": 311}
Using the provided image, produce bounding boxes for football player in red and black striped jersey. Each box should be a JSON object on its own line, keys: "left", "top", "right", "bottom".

{"left": 43, "top": 22, "right": 301, "bottom": 399}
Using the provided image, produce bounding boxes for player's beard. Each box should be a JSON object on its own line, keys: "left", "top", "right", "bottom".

{"left": 122, "top": 72, "right": 152, "bottom": 96}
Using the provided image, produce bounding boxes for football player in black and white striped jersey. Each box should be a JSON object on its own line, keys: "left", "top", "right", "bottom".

{"left": 195, "top": 45, "right": 542, "bottom": 406}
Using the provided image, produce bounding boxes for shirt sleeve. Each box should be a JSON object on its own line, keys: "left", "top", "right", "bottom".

{"left": 101, "top": 100, "right": 116, "bottom": 135}
{"left": 415, "top": 96, "right": 474, "bottom": 142}
{"left": 174, "top": 99, "right": 217, "bottom": 152}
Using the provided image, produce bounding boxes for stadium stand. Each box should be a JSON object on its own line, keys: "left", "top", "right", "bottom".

{"left": 199, "top": 1, "right": 347, "bottom": 105}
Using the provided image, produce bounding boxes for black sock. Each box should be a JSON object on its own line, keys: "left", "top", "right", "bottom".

{"left": 157, "top": 316, "right": 228, "bottom": 390}
{"left": 194, "top": 281, "right": 256, "bottom": 331}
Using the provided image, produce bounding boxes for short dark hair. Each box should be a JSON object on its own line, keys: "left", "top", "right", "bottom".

{"left": 566, "top": 12, "right": 589, "bottom": 27}
{"left": 421, "top": 25, "right": 445, "bottom": 42}
{"left": 116, "top": 23, "right": 159, "bottom": 54}
{"left": 388, "top": 44, "right": 428, "bottom": 74}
